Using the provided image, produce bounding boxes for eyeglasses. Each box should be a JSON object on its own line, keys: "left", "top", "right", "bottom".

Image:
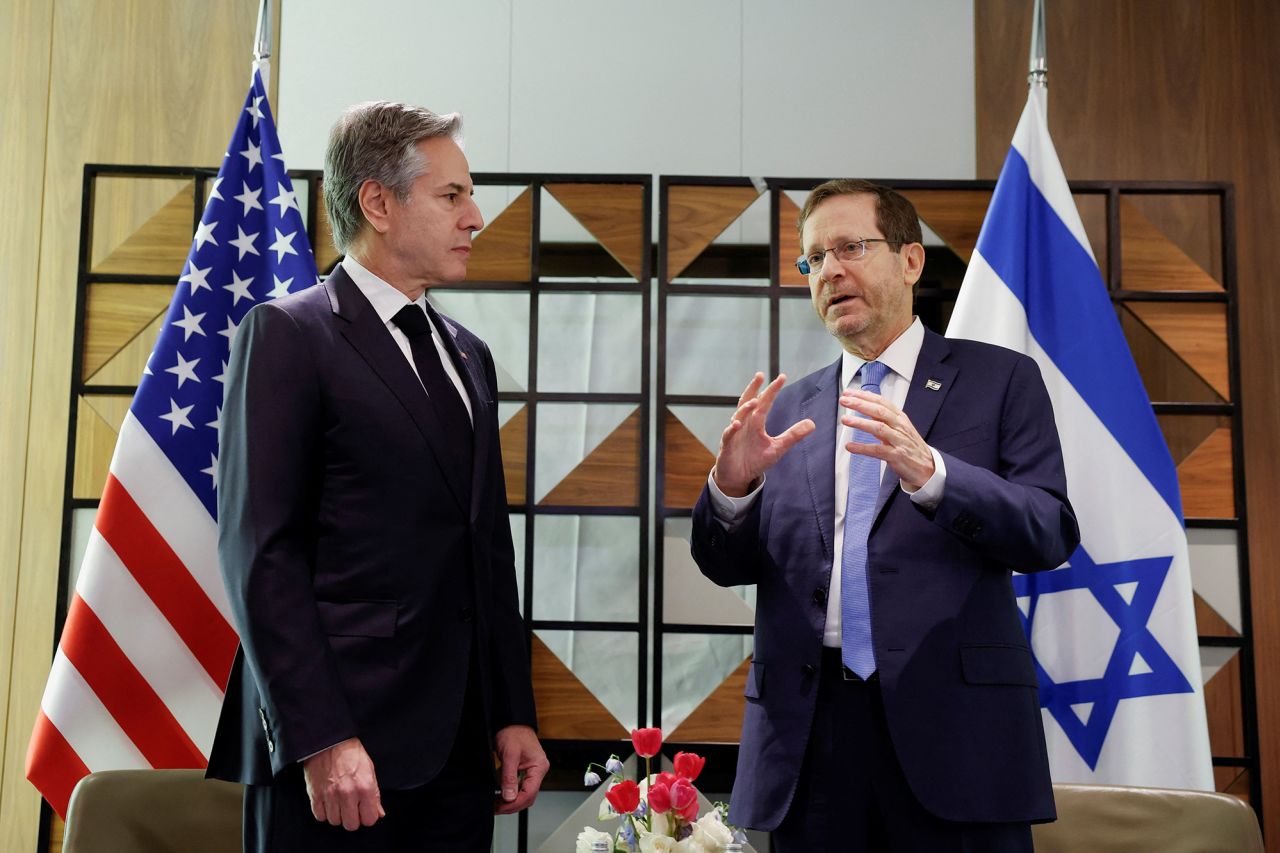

{"left": 795, "top": 238, "right": 896, "bottom": 275}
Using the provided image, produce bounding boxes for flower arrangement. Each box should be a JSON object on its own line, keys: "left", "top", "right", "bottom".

{"left": 576, "top": 728, "right": 744, "bottom": 853}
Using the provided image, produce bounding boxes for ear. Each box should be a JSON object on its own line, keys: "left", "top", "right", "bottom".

{"left": 900, "top": 242, "right": 926, "bottom": 287}
{"left": 357, "top": 179, "right": 394, "bottom": 235}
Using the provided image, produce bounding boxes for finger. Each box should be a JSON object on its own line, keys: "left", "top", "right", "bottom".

{"left": 737, "top": 372, "right": 766, "bottom": 407}
{"left": 847, "top": 441, "right": 889, "bottom": 459}
{"left": 308, "top": 789, "right": 326, "bottom": 822}
{"left": 773, "top": 418, "right": 816, "bottom": 454}
{"left": 499, "top": 748, "right": 519, "bottom": 802}
{"left": 323, "top": 792, "right": 342, "bottom": 826}
{"left": 843, "top": 416, "right": 892, "bottom": 443}
{"left": 841, "top": 396, "right": 896, "bottom": 425}
{"left": 754, "top": 373, "right": 788, "bottom": 416}
{"left": 357, "top": 790, "right": 383, "bottom": 828}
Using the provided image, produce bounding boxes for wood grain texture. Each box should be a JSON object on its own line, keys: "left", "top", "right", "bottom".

{"left": 666, "top": 185, "right": 760, "bottom": 280}
{"left": 1121, "top": 197, "right": 1222, "bottom": 292}
{"left": 85, "top": 313, "right": 167, "bottom": 387}
{"left": 466, "top": 187, "right": 531, "bottom": 282}
{"left": 91, "top": 180, "right": 194, "bottom": 276}
{"left": 545, "top": 183, "right": 646, "bottom": 280}
{"left": 776, "top": 193, "right": 807, "bottom": 287}
{"left": 0, "top": 0, "right": 53, "bottom": 840}
{"left": 1195, "top": 592, "right": 1240, "bottom": 639}
{"left": 1126, "top": 302, "right": 1230, "bottom": 400}
{"left": 978, "top": 3, "right": 1280, "bottom": 831}
{"left": 667, "top": 656, "right": 750, "bottom": 744}
{"left": 530, "top": 635, "right": 628, "bottom": 740}
{"left": 900, "top": 190, "right": 993, "bottom": 265}
{"left": 499, "top": 405, "right": 527, "bottom": 505}
{"left": 539, "top": 409, "right": 641, "bottom": 507}
{"left": 663, "top": 409, "right": 715, "bottom": 509}
{"left": 0, "top": 2, "right": 277, "bottom": 849}
{"left": 1177, "top": 428, "right": 1235, "bottom": 519}
{"left": 1205, "top": 651, "right": 1245, "bottom": 758}
{"left": 71, "top": 399, "right": 118, "bottom": 500}
{"left": 82, "top": 283, "right": 174, "bottom": 379}
{"left": 1119, "top": 308, "right": 1223, "bottom": 405}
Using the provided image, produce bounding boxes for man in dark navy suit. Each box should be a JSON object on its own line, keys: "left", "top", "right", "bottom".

{"left": 208, "top": 101, "right": 547, "bottom": 852}
{"left": 691, "top": 179, "right": 1079, "bottom": 852}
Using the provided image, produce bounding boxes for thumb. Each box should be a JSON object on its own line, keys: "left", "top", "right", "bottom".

{"left": 501, "top": 744, "right": 519, "bottom": 801}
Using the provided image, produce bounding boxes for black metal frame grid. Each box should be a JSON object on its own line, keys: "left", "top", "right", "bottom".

{"left": 653, "top": 176, "right": 1259, "bottom": 812}
{"left": 58, "top": 166, "right": 653, "bottom": 853}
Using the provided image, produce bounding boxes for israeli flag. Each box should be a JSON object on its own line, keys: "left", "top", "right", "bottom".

{"left": 947, "top": 86, "right": 1213, "bottom": 789}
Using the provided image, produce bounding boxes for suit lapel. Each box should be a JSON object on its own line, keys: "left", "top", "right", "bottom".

{"left": 799, "top": 358, "right": 842, "bottom": 564}
{"left": 326, "top": 268, "right": 469, "bottom": 513}
{"left": 423, "top": 298, "right": 494, "bottom": 522}
{"left": 872, "top": 327, "right": 957, "bottom": 524}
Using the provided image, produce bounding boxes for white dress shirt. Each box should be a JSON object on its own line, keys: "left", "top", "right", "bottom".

{"left": 708, "top": 317, "right": 946, "bottom": 647}
{"left": 342, "top": 256, "right": 473, "bottom": 423}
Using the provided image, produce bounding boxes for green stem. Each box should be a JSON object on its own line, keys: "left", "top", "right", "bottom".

{"left": 644, "top": 755, "right": 652, "bottom": 832}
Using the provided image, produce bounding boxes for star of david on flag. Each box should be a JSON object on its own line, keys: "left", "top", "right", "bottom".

{"left": 27, "top": 63, "right": 319, "bottom": 817}
{"left": 946, "top": 85, "right": 1213, "bottom": 789}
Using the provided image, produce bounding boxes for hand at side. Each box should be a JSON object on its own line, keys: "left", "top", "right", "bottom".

{"left": 494, "top": 724, "right": 549, "bottom": 815}
{"left": 302, "top": 737, "right": 385, "bottom": 831}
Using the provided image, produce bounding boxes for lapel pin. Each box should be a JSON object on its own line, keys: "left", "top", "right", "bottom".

{"left": 925, "top": 378, "right": 942, "bottom": 391}
{"left": 460, "top": 352, "right": 469, "bottom": 360}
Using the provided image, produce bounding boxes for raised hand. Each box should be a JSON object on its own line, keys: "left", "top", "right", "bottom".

{"left": 712, "top": 373, "right": 816, "bottom": 497}
{"left": 840, "top": 388, "right": 935, "bottom": 489}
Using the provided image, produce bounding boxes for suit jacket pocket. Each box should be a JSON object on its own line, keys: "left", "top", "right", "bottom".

{"left": 960, "top": 643, "right": 1037, "bottom": 687}
{"left": 744, "top": 660, "right": 764, "bottom": 699}
{"left": 315, "top": 599, "right": 398, "bottom": 638}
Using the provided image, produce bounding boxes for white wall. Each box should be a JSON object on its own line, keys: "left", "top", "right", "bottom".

{"left": 276, "top": 0, "right": 976, "bottom": 182}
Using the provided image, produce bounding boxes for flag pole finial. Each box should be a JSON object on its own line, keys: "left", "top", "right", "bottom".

{"left": 253, "top": 0, "right": 274, "bottom": 90}
{"left": 1028, "top": 0, "right": 1047, "bottom": 90}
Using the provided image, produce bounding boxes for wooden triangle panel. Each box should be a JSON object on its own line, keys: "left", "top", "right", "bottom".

{"left": 668, "top": 656, "right": 750, "bottom": 744}
{"left": 1194, "top": 591, "right": 1239, "bottom": 638}
{"left": 83, "top": 395, "right": 133, "bottom": 433}
{"left": 1214, "top": 767, "right": 1249, "bottom": 799}
{"left": 93, "top": 184, "right": 195, "bottom": 277}
{"left": 1203, "top": 650, "right": 1243, "bottom": 758}
{"left": 467, "top": 187, "right": 532, "bottom": 281}
{"left": 667, "top": 185, "right": 761, "bottom": 280}
{"left": 540, "top": 409, "right": 641, "bottom": 507}
{"left": 1121, "top": 199, "right": 1223, "bottom": 292}
{"left": 83, "top": 283, "right": 175, "bottom": 379}
{"left": 1177, "top": 428, "right": 1234, "bottom": 518}
{"left": 1157, "top": 413, "right": 1224, "bottom": 467}
{"left": 1126, "top": 302, "right": 1230, "bottom": 400}
{"left": 530, "top": 634, "right": 628, "bottom": 740}
{"left": 85, "top": 313, "right": 167, "bottom": 386}
{"left": 313, "top": 184, "right": 342, "bottom": 274}
{"left": 664, "top": 409, "right": 716, "bottom": 509}
{"left": 1118, "top": 308, "right": 1223, "bottom": 405}
{"left": 545, "top": 183, "right": 646, "bottom": 279}
{"left": 777, "top": 194, "right": 807, "bottom": 287}
{"left": 499, "top": 406, "right": 527, "bottom": 505}
{"left": 73, "top": 399, "right": 119, "bottom": 499}
{"left": 901, "top": 189, "right": 993, "bottom": 264}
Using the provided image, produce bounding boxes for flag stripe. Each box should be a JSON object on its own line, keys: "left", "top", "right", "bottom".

{"left": 41, "top": 650, "right": 148, "bottom": 771}
{"left": 95, "top": 474, "right": 237, "bottom": 685}
{"left": 973, "top": 147, "right": 1183, "bottom": 517}
{"left": 111, "top": 412, "right": 230, "bottom": 621}
{"left": 58, "top": 594, "right": 207, "bottom": 768}
{"left": 77, "top": 530, "right": 224, "bottom": 755}
{"left": 25, "top": 712, "right": 90, "bottom": 818}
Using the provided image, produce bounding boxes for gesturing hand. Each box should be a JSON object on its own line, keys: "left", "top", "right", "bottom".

{"left": 302, "top": 737, "right": 385, "bottom": 831}
{"left": 712, "top": 373, "right": 816, "bottom": 497}
{"left": 840, "top": 388, "right": 935, "bottom": 489}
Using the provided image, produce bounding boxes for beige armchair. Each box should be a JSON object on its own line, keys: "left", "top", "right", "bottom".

{"left": 1032, "top": 782, "right": 1263, "bottom": 853}
{"left": 61, "top": 769, "right": 242, "bottom": 853}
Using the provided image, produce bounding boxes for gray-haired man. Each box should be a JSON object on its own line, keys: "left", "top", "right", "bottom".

{"left": 207, "top": 101, "right": 547, "bottom": 852}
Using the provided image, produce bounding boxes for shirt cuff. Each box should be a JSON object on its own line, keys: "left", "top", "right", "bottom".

{"left": 901, "top": 446, "right": 946, "bottom": 511}
{"left": 707, "top": 469, "right": 764, "bottom": 530}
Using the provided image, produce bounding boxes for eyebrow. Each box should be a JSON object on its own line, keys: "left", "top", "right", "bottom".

{"left": 439, "top": 181, "right": 472, "bottom": 194}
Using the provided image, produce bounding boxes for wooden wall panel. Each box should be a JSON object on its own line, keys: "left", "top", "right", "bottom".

{"left": 978, "top": 1, "right": 1280, "bottom": 843}
{"left": 0, "top": 2, "right": 279, "bottom": 850}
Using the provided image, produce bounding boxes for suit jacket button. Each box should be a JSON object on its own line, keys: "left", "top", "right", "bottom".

{"left": 266, "top": 738, "right": 275, "bottom": 754}
{"left": 802, "top": 663, "right": 817, "bottom": 677}
{"left": 459, "top": 606, "right": 474, "bottom": 622}
{"left": 812, "top": 588, "right": 827, "bottom": 606}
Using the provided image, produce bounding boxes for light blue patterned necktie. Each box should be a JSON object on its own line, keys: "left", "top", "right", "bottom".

{"left": 841, "top": 360, "right": 889, "bottom": 679}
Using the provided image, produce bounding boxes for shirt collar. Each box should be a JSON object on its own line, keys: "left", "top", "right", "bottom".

{"left": 840, "top": 316, "right": 924, "bottom": 389}
{"left": 341, "top": 255, "right": 428, "bottom": 328}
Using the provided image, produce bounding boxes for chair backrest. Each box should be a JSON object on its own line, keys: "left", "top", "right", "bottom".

{"left": 1032, "top": 782, "right": 1263, "bottom": 853}
{"left": 62, "top": 769, "right": 243, "bottom": 853}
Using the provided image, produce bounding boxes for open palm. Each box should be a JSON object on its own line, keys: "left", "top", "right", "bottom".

{"left": 713, "top": 373, "right": 816, "bottom": 497}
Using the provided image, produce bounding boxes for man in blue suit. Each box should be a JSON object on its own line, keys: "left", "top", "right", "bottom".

{"left": 691, "top": 179, "right": 1079, "bottom": 852}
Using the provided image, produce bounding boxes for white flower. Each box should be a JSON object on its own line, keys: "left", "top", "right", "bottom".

{"left": 576, "top": 827, "right": 614, "bottom": 853}
{"left": 690, "top": 811, "right": 734, "bottom": 850}
{"left": 585, "top": 770, "right": 602, "bottom": 786}
{"left": 638, "top": 831, "right": 677, "bottom": 853}
{"left": 606, "top": 756, "right": 626, "bottom": 775}
{"left": 672, "top": 838, "right": 710, "bottom": 853}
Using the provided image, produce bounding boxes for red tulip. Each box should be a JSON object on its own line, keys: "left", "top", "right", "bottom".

{"left": 631, "top": 727, "right": 663, "bottom": 758}
{"left": 605, "top": 779, "right": 641, "bottom": 815}
{"left": 673, "top": 751, "right": 705, "bottom": 782}
{"left": 647, "top": 778, "right": 672, "bottom": 813}
{"left": 671, "top": 777, "right": 698, "bottom": 820}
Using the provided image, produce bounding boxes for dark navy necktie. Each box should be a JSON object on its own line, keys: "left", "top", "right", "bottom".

{"left": 391, "top": 304, "right": 473, "bottom": 470}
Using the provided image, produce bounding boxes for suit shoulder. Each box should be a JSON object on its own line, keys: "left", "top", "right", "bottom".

{"left": 945, "top": 336, "right": 1038, "bottom": 372}
{"left": 243, "top": 282, "right": 329, "bottom": 328}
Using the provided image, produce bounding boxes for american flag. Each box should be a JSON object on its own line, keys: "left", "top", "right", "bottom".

{"left": 26, "top": 65, "right": 319, "bottom": 817}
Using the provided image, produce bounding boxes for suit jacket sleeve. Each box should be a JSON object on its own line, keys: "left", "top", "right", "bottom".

{"left": 690, "top": 483, "right": 767, "bottom": 588}
{"left": 218, "top": 302, "right": 358, "bottom": 769}
{"left": 927, "top": 353, "right": 1079, "bottom": 571}
{"left": 480, "top": 342, "right": 538, "bottom": 731}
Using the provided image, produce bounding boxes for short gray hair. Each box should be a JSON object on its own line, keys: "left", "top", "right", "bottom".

{"left": 323, "top": 101, "right": 463, "bottom": 252}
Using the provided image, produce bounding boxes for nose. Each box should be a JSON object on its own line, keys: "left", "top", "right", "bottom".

{"left": 819, "top": 248, "right": 849, "bottom": 282}
{"left": 461, "top": 195, "right": 484, "bottom": 232}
